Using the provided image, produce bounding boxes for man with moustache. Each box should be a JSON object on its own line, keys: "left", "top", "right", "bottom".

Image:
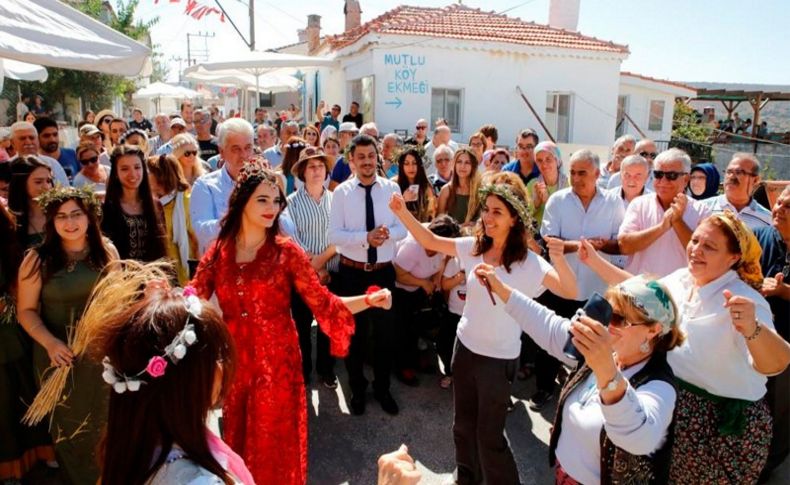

{"left": 329, "top": 134, "right": 406, "bottom": 416}
{"left": 34, "top": 117, "right": 79, "bottom": 180}
{"left": 8, "top": 121, "right": 69, "bottom": 186}
{"left": 702, "top": 153, "right": 771, "bottom": 230}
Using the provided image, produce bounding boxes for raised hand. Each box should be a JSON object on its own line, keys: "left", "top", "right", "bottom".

{"left": 761, "top": 273, "right": 787, "bottom": 298}
{"left": 723, "top": 289, "right": 758, "bottom": 338}
{"left": 545, "top": 236, "right": 565, "bottom": 262}
{"left": 570, "top": 315, "right": 616, "bottom": 379}
{"left": 389, "top": 193, "right": 407, "bottom": 214}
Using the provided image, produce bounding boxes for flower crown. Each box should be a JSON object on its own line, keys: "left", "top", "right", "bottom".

{"left": 236, "top": 159, "right": 271, "bottom": 186}
{"left": 101, "top": 286, "right": 202, "bottom": 393}
{"left": 477, "top": 183, "right": 534, "bottom": 231}
{"left": 35, "top": 186, "right": 102, "bottom": 219}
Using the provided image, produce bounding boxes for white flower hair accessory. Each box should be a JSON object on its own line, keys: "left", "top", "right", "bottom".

{"left": 102, "top": 285, "right": 202, "bottom": 393}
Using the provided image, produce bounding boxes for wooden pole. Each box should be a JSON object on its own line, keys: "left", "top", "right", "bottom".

{"left": 515, "top": 86, "right": 555, "bottom": 143}
{"left": 622, "top": 111, "right": 647, "bottom": 138}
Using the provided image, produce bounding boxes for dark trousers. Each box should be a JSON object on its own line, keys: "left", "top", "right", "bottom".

{"left": 438, "top": 311, "right": 461, "bottom": 376}
{"left": 393, "top": 287, "right": 425, "bottom": 372}
{"left": 762, "top": 314, "right": 790, "bottom": 478}
{"left": 291, "top": 287, "right": 335, "bottom": 381}
{"left": 336, "top": 263, "right": 396, "bottom": 395}
{"left": 534, "top": 291, "right": 585, "bottom": 393}
{"left": 452, "top": 340, "right": 520, "bottom": 485}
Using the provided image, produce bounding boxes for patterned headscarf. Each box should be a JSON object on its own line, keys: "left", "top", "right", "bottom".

{"left": 617, "top": 275, "right": 677, "bottom": 335}
{"left": 709, "top": 210, "right": 763, "bottom": 290}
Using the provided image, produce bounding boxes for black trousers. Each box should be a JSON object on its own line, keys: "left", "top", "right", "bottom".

{"left": 393, "top": 287, "right": 427, "bottom": 372}
{"left": 291, "top": 282, "right": 335, "bottom": 380}
{"left": 452, "top": 340, "right": 520, "bottom": 485}
{"left": 534, "top": 291, "right": 585, "bottom": 393}
{"left": 438, "top": 311, "right": 461, "bottom": 376}
{"left": 336, "top": 263, "right": 397, "bottom": 395}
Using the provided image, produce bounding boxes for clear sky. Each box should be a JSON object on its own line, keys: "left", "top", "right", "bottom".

{"left": 136, "top": 0, "right": 790, "bottom": 85}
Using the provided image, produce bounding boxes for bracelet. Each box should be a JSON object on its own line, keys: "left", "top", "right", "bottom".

{"left": 745, "top": 321, "right": 762, "bottom": 341}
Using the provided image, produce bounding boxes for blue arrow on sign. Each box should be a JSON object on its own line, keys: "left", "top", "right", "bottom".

{"left": 385, "top": 97, "right": 402, "bottom": 109}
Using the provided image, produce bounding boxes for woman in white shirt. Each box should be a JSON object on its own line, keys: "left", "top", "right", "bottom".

{"left": 475, "top": 268, "right": 683, "bottom": 485}
{"left": 388, "top": 173, "right": 577, "bottom": 484}
{"left": 580, "top": 211, "right": 790, "bottom": 483}
{"left": 73, "top": 142, "right": 108, "bottom": 194}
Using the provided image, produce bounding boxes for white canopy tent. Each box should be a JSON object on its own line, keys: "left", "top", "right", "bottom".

{"left": 0, "top": 0, "right": 151, "bottom": 76}
{"left": 184, "top": 69, "right": 301, "bottom": 94}
{"left": 0, "top": 58, "right": 48, "bottom": 93}
{"left": 184, "top": 51, "right": 335, "bottom": 116}
{"left": 134, "top": 82, "right": 200, "bottom": 99}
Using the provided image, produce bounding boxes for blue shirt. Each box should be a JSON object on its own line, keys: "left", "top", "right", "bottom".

{"left": 502, "top": 159, "right": 540, "bottom": 186}
{"left": 320, "top": 115, "right": 339, "bottom": 132}
{"left": 754, "top": 225, "right": 789, "bottom": 336}
{"left": 190, "top": 166, "right": 234, "bottom": 255}
{"left": 156, "top": 142, "right": 173, "bottom": 156}
{"left": 330, "top": 156, "right": 351, "bottom": 184}
{"left": 263, "top": 145, "right": 283, "bottom": 168}
{"left": 57, "top": 148, "right": 80, "bottom": 180}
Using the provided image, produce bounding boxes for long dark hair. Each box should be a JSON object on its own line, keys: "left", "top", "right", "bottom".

{"left": 8, "top": 156, "right": 52, "bottom": 242}
{"left": 0, "top": 204, "right": 21, "bottom": 290}
{"left": 206, "top": 168, "right": 287, "bottom": 269}
{"left": 23, "top": 196, "right": 112, "bottom": 282}
{"left": 280, "top": 137, "right": 307, "bottom": 181}
{"left": 472, "top": 173, "right": 530, "bottom": 272}
{"left": 396, "top": 147, "right": 432, "bottom": 221}
{"left": 447, "top": 148, "right": 482, "bottom": 223}
{"left": 101, "top": 145, "right": 167, "bottom": 260}
{"left": 94, "top": 268, "right": 237, "bottom": 485}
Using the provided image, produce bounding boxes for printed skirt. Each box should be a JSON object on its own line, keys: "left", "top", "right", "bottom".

{"left": 669, "top": 388, "right": 772, "bottom": 484}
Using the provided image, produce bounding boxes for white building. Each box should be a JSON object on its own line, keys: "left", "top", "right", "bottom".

{"left": 617, "top": 72, "right": 696, "bottom": 142}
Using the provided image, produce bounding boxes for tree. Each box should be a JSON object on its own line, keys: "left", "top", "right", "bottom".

{"left": 671, "top": 100, "right": 713, "bottom": 163}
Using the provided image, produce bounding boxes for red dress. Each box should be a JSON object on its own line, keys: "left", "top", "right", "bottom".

{"left": 192, "top": 237, "right": 355, "bottom": 484}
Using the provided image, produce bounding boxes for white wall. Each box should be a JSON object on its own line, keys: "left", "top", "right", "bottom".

{"left": 325, "top": 40, "right": 623, "bottom": 147}
{"left": 618, "top": 83, "right": 676, "bottom": 141}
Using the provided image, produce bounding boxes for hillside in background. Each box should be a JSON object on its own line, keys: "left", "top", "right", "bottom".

{"left": 687, "top": 82, "right": 790, "bottom": 132}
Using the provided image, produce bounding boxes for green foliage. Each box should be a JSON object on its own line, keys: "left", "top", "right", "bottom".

{"left": 671, "top": 101, "right": 713, "bottom": 163}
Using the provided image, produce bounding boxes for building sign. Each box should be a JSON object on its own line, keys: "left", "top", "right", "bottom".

{"left": 384, "top": 53, "right": 429, "bottom": 108}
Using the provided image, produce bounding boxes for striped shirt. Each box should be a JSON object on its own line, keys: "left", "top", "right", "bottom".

{"left": 701, "top": 194, "right": 772, "bottom": 230}
{"left": 286, "top": 187, "right": 339, "bottom": 272}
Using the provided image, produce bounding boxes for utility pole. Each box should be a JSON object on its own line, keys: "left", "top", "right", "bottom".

{"left": 249, "top": 0, "right": 255, "bottom": 51}
{"left": 187, "top": 32, "right": 216, "bottom": 66}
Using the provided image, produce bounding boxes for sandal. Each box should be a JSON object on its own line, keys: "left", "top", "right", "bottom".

{"left": 439, "top": 376, "right": 453, "bottom": 389}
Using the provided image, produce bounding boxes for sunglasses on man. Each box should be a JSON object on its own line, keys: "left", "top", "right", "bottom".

{"left": 639, "top": 151, "right": 658, "bottom": 159}
{"left": 653, "top": 170, "right": 687, "bottom": 181}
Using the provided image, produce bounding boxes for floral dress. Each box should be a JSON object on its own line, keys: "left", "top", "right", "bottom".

{"left": 192, "top": 237, "right": 355, "bottom": 485}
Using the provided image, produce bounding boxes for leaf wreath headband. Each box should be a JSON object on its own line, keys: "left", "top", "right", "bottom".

{"left": 101, "top": 285, "right": 202, "bottom": 393}
{"left": 477, "top": 183, "right": 534, "bottom": 232}
{"left": 35, "top": 186, "right": 102, "bottom": 219}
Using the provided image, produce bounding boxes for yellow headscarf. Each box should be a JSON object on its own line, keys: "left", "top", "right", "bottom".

{"left": 710, "top": 210, "right": 763, "bottom": 290}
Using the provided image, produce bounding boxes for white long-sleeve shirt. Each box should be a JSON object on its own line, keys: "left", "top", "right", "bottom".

{"left": 504, "top": 291, "right": 676, "bottom": 485}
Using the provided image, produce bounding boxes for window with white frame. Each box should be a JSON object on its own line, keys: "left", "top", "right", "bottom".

{"left": 431, "top": 88, "right": 462, "bottom": 132}
{"left": 546, "top": 92, "right": 572, "bottom": 143}
{"left": 648, "top": 100, "right": 665, "bottom": 131}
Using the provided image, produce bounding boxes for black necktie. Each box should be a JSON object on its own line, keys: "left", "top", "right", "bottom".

{"left": 361, "top": 183, "right": 377, "bottom": 264}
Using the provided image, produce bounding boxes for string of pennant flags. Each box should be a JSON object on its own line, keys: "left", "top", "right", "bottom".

{"left": 153, "top": 0, "right": 226, "bottom": 23}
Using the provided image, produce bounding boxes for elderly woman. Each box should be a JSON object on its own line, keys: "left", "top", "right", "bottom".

{"left": 527, "top": 141, "right": 568, "bottom": 225}
{"left": 486, "top": 148, "right": 510, "bottom": 173}
{"left": 580, "top": 211, "right": 790, "bottom": 483}
{"left": 73, "top": 142, "right": 109, "bottom": 193}
{"left": 687, "top": 162, "right": 720, "bottom": 200}
{"left": 478, "top": 265, "right": 683, "bottom": 484}
{"left": 170, "top": 133, "right": 207, "bottom": 186}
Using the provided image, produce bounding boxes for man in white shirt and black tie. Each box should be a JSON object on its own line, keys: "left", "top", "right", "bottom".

{"left": 329, "top": 134, "right": 407, "bottom": 415}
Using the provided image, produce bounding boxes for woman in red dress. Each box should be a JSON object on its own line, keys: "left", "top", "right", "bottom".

{"left": 192, "top": 160, "right": 390, "bottom": 484}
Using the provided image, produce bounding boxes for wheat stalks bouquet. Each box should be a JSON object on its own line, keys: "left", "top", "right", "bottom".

{"left": 23, "top": 260, "right": 171, "bottom": 426}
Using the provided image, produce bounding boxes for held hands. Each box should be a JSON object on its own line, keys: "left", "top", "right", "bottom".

{"left": 377, "top": 444, "right": 421, "bottom": 485}
{"left": 46, "top": 338, "right": 74, "bottom": 367}
{"left": 367, "top": 225, "right": 390, "bottom": 248}
{"left": 578, "top": 238, "right": 603, "bottom": 266}
{"left": 545, "top": 236, "right": 566, "bottom": 262}
{"left": 569, "top": 315, "right": 617, "bottom": 382}
{"left": 723, "top": 290, "right": 759, "bottom": 338}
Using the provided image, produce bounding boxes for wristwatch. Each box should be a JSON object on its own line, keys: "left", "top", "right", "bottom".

{"left": 598, "top": 370, "right": 624, "bottom": 392}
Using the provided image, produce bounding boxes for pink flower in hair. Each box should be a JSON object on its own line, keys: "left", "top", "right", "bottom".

{"left": 146, "top": 356, "right": 168, "bottom": 378}
{"left": 183, "top": 286, "right": 197, "bottom": 298}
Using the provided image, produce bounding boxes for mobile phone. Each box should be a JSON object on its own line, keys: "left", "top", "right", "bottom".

{"left": 563, "top": 292, "right": 612, "bottom": 363}
{"left": 408, "top": 184, "right": 420, "bottom": 194}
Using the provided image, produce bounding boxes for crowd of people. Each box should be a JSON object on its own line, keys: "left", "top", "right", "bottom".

{"left": 0, "top": 98, "right": 789, "bottom": 485}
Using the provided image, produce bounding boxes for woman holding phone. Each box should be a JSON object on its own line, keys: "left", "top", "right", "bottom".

{"left": 395, "top": 147, "right": 435, "bottom": 222}
{"left": 476, "top": 266, "right": 683, "bottom": 484}
{"left": 388, "top": 175, "right": 576, "bottom": 484}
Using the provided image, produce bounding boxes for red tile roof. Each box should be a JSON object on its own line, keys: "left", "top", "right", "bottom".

{"left": 327, "top": 4, "right": 629, "bottom": 54}
{"left": 621, "top": 71, "right": 697, "bottom": 92}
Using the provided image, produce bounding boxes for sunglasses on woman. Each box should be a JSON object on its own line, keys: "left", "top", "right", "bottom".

{"left": 183, "top": 150, "right": 198, "bottom": 157}
{"left": 653, "top": 170, "right": 687, "bottom": 181}
{"left": 79, "top": 156, "right": 99, "bottom": 165}
{"left": 610, "top": 312, "right": 638, "bottom": 329}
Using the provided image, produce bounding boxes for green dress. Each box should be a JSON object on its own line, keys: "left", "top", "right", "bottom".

{"left": 448, "top": 193, "right": 470, "bottom": 224}
{"left": 33, "top": 260, "right": 107, "bottom": 485}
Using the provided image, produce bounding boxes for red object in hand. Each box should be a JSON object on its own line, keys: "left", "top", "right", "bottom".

{"left": 365, "top": 285, "right": 382, "bottom": 306}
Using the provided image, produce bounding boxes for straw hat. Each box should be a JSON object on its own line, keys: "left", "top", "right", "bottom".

{"left": 291, "top": 146, "right": 334, "bottom": 182}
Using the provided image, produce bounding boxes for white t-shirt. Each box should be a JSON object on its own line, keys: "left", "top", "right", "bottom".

{"left": 454, "top": 236, "right": 552, "bottom": 359}
{"left": 393, "top": 235, "right": 444, "bottom": 292}
{"left": 662, "top": 268, "right": 775, "bottom": 400}
{"left": 443, "top": 257, "right": 467, "bottom": 315}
